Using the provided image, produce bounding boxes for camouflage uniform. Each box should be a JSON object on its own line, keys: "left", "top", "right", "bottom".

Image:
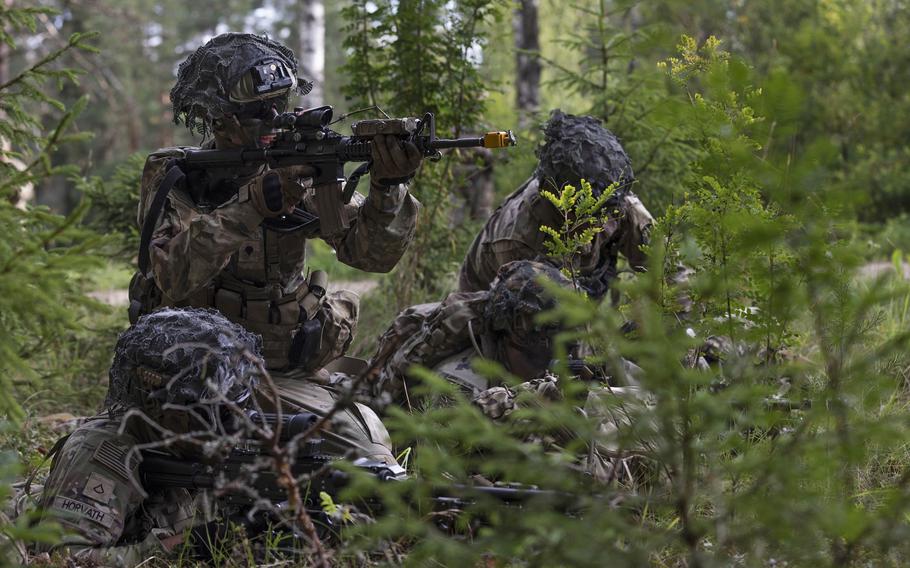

{"left": 370, "top": 261, "right": 570, "bottom": 406}
{"left": 371, "top": 260, "right": 654, "bottom": 482}
{"left": 129, "top": 34, "right": 418, "bottom": 465}
{"left": 132, "top": 147, "right": 418, "bottom": 371}
{"left": 38, "top": 417, "right": 200, "bottom": 567}
{"left": 457, "top": 110, "right": 654, "bottom": 297}
{"left": 38, "top": 308, "right": 262, "bottom": 566}
{"left": 457, "top": 176, "right": 653, "bottom": 295}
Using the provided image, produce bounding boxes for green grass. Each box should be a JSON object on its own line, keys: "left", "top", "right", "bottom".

{"left": 306, "top": 240, "right": 374, "bottom": 282}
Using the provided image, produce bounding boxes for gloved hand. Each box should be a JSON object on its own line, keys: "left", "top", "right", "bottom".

{"left": 370, "top": 134, "right": 422, "bottom": 187}
{"left": 249, "top": 164, "right": 316, "bottom": 217}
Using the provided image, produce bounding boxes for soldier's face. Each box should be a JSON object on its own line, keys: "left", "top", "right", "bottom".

{"left": 213, "top": 115, "right": 276, "bottom": 149}
{"left": 213, "top": 95, "right": 288, "bottom": 148}
{"left": 502, "top": 324, "right": 557, "bottom": 379}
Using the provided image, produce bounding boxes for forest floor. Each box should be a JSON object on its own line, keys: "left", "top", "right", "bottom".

{"left": 858, "top": 261, "right": 910, "bottom": 280}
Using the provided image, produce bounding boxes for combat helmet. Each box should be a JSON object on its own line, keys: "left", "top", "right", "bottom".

{"left": 484, "top": 260, "right": 573, "bottom": 356}
{"left": 170, "top": 33, "right": 312, "bottom": 139}
{"left": 105, "top": 307, "right": 264, "bottom": 455}
{"left": 535, "top": 109, "right": 634, "bottom": 196}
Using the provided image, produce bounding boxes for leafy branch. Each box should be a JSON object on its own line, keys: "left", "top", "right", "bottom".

{"left": 539, "top": 178, "right": 615, "bottom": 285}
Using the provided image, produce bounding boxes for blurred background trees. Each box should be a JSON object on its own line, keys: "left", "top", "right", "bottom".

{"left": 10, "top": 0, "right": 908, "bottom": 242}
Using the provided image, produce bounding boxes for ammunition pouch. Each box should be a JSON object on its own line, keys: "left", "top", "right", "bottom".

{"left": 130, "top": 270, "right": 329, "bottom": 371}
{"left": 211, "top": 271, "right": 328, "bottom": 370}
{"left": 128, "top": 272, "right": 162, "bottom": 325}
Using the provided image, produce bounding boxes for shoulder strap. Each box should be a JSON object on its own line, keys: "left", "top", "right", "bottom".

{"left": 138, "top": 160, "right": 186, "bottom": 276}
{"left": 25, "top": 432, "right": 70, "bottom": 501}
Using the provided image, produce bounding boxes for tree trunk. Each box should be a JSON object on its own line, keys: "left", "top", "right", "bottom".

{"left": 514, "top": 0, "right": 540, "bottom": 127}
{"left": 297, "top": 0, "right": 326, "bottom": 107}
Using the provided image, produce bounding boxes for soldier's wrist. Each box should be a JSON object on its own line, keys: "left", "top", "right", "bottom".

{"left": 368, "top": 180, "right": 403, "bottom": 212}
{"left": 369, "top": 179, "right": 396, "bottom": 193}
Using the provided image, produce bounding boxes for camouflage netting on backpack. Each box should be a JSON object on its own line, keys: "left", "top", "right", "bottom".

{"left": 104, "top": 307, "right": 263, "bottom": 411}
{"left": 170, "top": 32, "right": 312, "bottom": 138}
{"left": 535, "top": 109, "right": 635, "bottom": 197}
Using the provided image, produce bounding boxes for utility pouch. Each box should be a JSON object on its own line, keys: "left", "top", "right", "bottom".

{"left": 287, "top": 270, "right": 329, "bottom": 369}
{"left": 288, "top": 318, "right": 323, "bottom": 369}
{"left": 299, "top": 270, "right": 327, "bottom": 320}
{"left": 214, "top": 288, "right": 243, "bottom": 319}
{"left": 246, "top": 299, "right": 270, "bottom": 323}
{"left": 127, "top": 272, "right": 161, "bottom": 325}
{"left": 276, "top": 295, "right": 301, "bottom": 326}
{"left": 312, "top": 181, "right": 349, "bottom": 237}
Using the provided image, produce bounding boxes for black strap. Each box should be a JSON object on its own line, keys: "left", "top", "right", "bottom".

{"left": 288, "top": 318, "right": 323, "bottom": 368}
{"left": 342, "top": 161, "right": 372, "bottom": 203}
{"left": 26, "top": 433, "right": 71, "bottom": 501}
{"left": 138, "top": 161, "right": 186, "bottom": 275}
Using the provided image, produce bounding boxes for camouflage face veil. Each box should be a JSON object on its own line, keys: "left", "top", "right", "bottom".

{"left": 170, "top": 33, "right": 313, "bottom": 138}
{"left": 485, "top": 261, "right": 572, "bottom": 349}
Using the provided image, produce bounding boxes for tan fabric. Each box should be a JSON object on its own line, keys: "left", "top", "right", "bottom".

{"left": 258, "top": 371, "right": 398, "bottom": 465}
{"left": 310, "top": 290, "right": 359, "bottom": 371}
{"left": 133, "top": 147, "right": 420, "bottom": 370}
{"left": 38, "top": 418, "right": 197, "bottom": 567}
{"left": 457, "top": 177, "right": 654, "bottom": 293}
{"left": 472, "top": 374, "right": 562, "bottom": 421}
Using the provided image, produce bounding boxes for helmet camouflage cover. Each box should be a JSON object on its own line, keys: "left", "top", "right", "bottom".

{"left": 484, "top": 260, "right": 573, "bottom": 346}
{"left": 170, "top": 32, "right": 313, "bottom": 138}
{"left": 104, "top": 307, "right": 263, "bottom": 417}
{"left": 535, "top": 109, "right": 634, "bottom": 196}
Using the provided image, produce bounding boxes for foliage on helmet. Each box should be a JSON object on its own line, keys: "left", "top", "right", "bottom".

{"left": 535, "top": 109, "right": 634, "bottom": 196}
{"left": 170, "top": 33, "right": 313, "bottom": 138}
{"left": 104, "top": 307, "right": 263, "bottom": 413}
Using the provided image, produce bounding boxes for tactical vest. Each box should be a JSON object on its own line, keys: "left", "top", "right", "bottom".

{"left": 128, "top": 159, "right": 327, "bottom": 371}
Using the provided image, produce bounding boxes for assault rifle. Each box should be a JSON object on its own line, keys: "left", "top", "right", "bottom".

{"left": 138, "top": 411, "right": 566, "bottom": 520}
{"left": 177, "top": 106, "right": 517, "bottom": 235}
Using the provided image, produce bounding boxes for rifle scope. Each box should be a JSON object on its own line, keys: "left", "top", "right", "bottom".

{"left": 245, "top": 410, "right": 319, "bottom": 442}
{"left": 271, "top": 105, "right": 334, "bottom": 130}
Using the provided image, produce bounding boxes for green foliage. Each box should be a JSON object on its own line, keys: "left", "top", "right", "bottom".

{"left": 78, "top": 153, "right": 144, "bottom": 260}
{"left": 542, "top": 0, "right": 701, "bottom": 214}
{"left": 0, "top": 8, "right": 105, "bottom": 423}
{"left": 0, "top": 5, "right": 112, "bottom": 562}
{"left": 327, "top": 30, "right": 910, "bottom": 567}
{"left": 539, "top": 178, "right": 614, "bottom": 281}
{"left": 341, "top": 0, "right": 505, "bottom": 308}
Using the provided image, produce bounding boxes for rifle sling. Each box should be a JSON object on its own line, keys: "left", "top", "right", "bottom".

{"left": 138, "top": 160, "right": 186, "bottom": 276}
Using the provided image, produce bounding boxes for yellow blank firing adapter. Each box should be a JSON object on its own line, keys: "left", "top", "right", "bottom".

{"left": 483, "top": 130, "right": 517, "bottom": 148}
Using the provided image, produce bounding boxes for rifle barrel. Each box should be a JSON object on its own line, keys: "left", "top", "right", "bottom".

{"left": 432, "top": 137, "right": 485, "bottom": 149}
{"left": 433, "top": 131, "right": 516, "bottom": 150}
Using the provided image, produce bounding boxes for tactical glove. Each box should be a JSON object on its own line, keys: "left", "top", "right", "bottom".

{"left": 370, "top": 134, "right": 422, "bottom": 188}
{"left": 249, "top": 165, "right": 316, "bottom": 217}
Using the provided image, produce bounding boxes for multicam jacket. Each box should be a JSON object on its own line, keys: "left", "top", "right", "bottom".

{"left": 131, "top": 147, "right": 420, "bottom": 369}
{"left": 457, "top": 177, "right": 654, "bottom": 295}
{"left": 39, "top": 417, "right": 201, "bottom": 567}
{"left": 368, "top": 293, "right": 655, "bottom": 484}
{"left": 369, "top": 291, "right": 493, "bottom": 407}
